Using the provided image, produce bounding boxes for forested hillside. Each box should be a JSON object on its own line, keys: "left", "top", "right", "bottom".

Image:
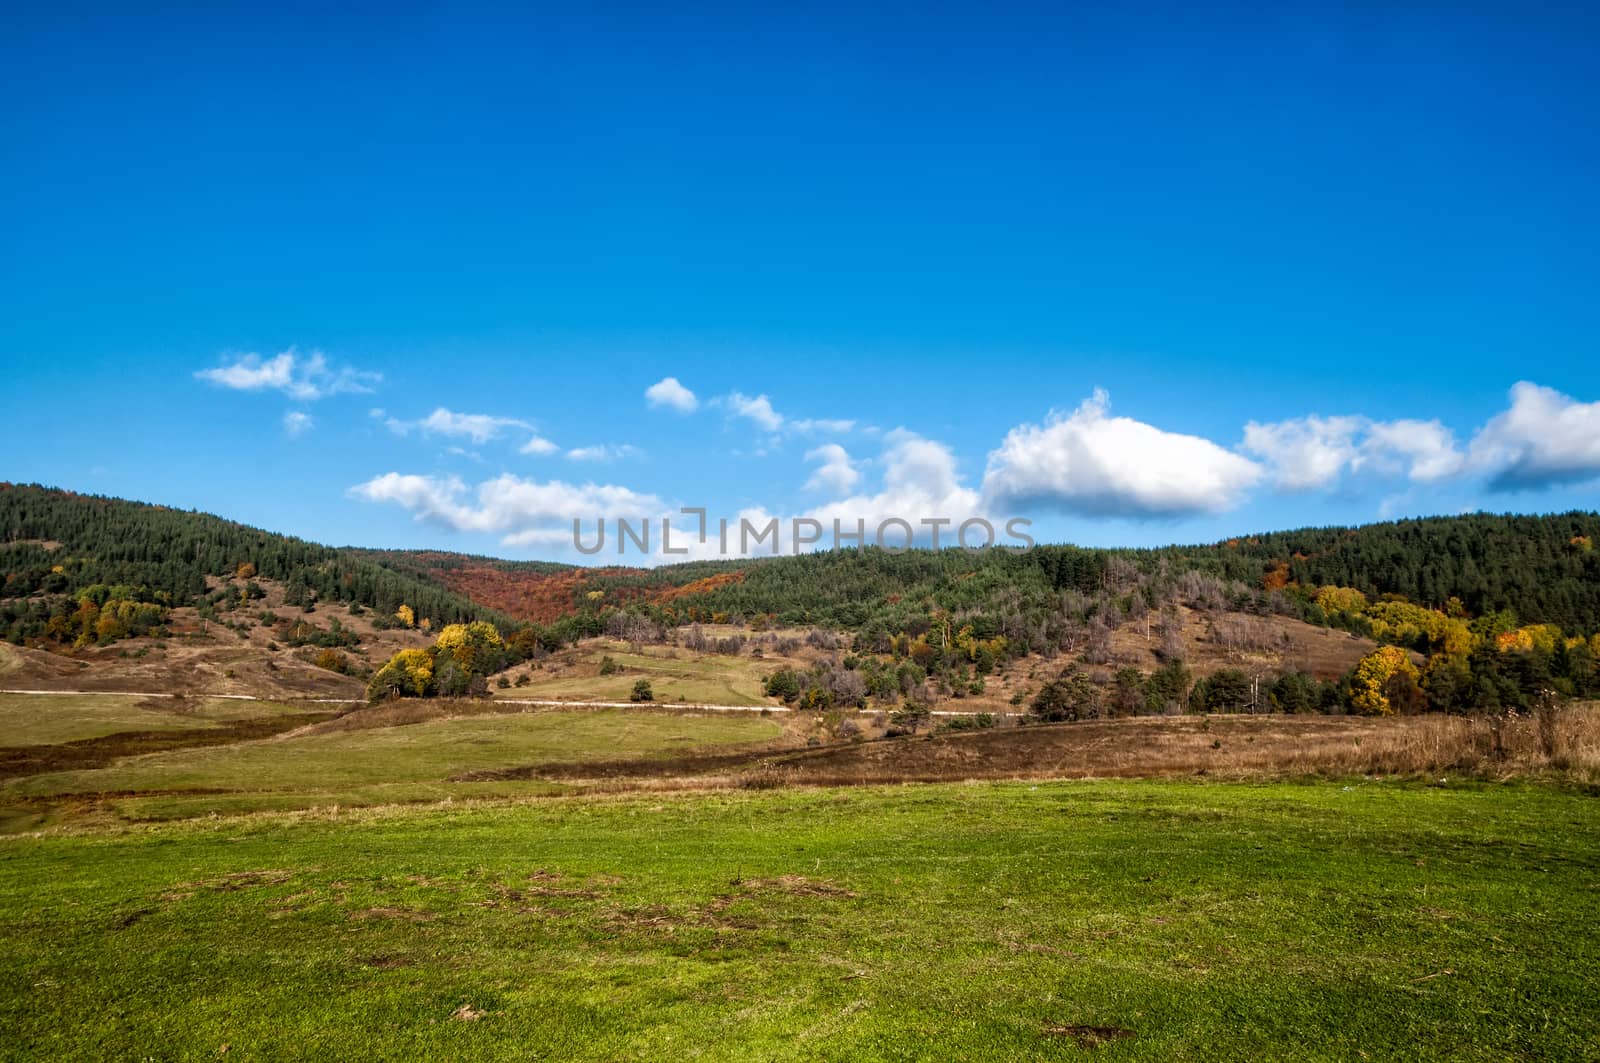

{"left": 344, "top": 549, "right": 584, "bottom": 623}
{"left": 0, "top": 484, "right": 510, "bottom": 645}
{"left": 5, "top": 484, "right": 1597, "bottom": 714}
{"left": 621, "top": 514, "right": 1600, "bottom": 634}
{"left": 363, "top": 513, "right": 1600, "bottom": 638}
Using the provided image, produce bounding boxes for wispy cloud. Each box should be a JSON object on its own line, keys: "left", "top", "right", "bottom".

{"left": 566, "top": 443, "right": 640, "bottom": 462}
{"left": 195, "top": 347, "right": 379, "bottom": 400}
{"left": 726, "top": 392, "right": 785, "bottom": 432}
{"left": 282, "top": 411, "right": 314, "bottom": 439}
{"left": 383, "top": 407, "right": 567, "bottom": 458}
{"left": 721, "top": 391, "right": 856, "bottom": 437}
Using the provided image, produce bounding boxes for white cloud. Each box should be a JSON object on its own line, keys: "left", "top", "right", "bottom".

{"left": 195, "top": 347, "right": 378, "bottom": 400}
{"left": 1468, "top": 381, "right": 1600, "bottom": 489}
{"left": 282, "top": 411, "right": 313, "bottom": 439}
{"left": 520, "top": 435, "right": 559, "bottom": 456}
{"left": 804, "top": 443, "right": 860, "bottom": 494}
{"left": 727, "top": 392, "right": 785, "bottom": 432}
{"left": 566, "top": 444, "right": 639, "bottom": 462}
{"left": 795, "top": 430, "right": 986, "bottom": 548}
{"left": 1361, "top": 419, "right": 1464, "bottom": 482}
{"left": 645, "top": 376, "right": 698, "bottom": 412}
{"left": 1242, "top": 413, "right": 1465, "bottom": 489}
{"left": 1242, "top": 415, "right": 1364, "bottom": 490}
{"left": 417, "top": 408, "right": 528, "bottom": 443}
{"left": 199, "top": 352, "right": 294, "bottom": 392}
{"left": 982, "top": 390, "right": 1262, "bottom": 517}
{"left": 719, "top": 391, "right": 856, "bottom": 438}
{"left": 350, "top": 472, "right": 664, "bottom": 549}
{"left": 387, "top": 407, "right": 531, "bottom": 445}
{"left": 792, "top": 418, "right": 857, "bottom": 435}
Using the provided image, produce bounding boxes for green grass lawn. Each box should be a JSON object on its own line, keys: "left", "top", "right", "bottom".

{"left": 0, "top": 779, "right": 1594, "bottom": 1060}
{"left": 0, "top": 692, "right": 311, "bottom": 746}
{"left": 2, "top": 709, "right": 783, "bottom": 827}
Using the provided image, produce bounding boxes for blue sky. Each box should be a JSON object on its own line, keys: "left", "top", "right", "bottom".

{"left": 2, "top": 3, "right": 1597, "bottom": 562}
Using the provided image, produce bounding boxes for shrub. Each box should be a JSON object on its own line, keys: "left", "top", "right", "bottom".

{"left": 1030, "top": 666, "right": 1101, "bottom": 721}
{"left": 630, "top": 678, "right": 654, "bottom": 702}
{"left": 764, "top": 668, "right": 802, "bottom": 703}
{"left": 891, "top": 699, "right": 931, "bottom": 734}
{"left": 313, "top": 648, "right": 349, "bottom": 674}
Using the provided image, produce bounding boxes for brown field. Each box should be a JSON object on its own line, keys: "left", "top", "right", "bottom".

{"left": 482, "top": 703, "right": 1600, "bottom": 792}
{"left": 1104, "top": 603, "right": 1399, "bottom": 680}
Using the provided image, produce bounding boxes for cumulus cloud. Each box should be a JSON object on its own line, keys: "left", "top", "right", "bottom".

{"left": 519, "top": 435, "right": 559, "bottom": 456}
{"left": 350, "top": 472, "right": 664, "bottom": 549}
{"left": 758, "top": 431, "right": 983, "bottom": 548}
{"left": 982, "top": 390, "right": 1262, "bottom": 517}
{"left": 1242, "top": 414, "right": 1465, "bottom": 489}
{"left": 195, "top": 348, "right": 378, "bottom": 400}
{"left": 1241, "top": 415, "right": 1364, "bottom": 490}
{"left": 804, "top": 444, "right": 860, "bottom": 495}
{"left": 645, "top": 376, "right": 698, "bottom": 412}
{"left": 282, "top": 411, "right": 313, "bottom": 439}
{"left": 1469, "top": 381, "right": 1600, "bottom": 489}
{"left": 1361, "top": 419, "right": 1464, "bottom": 482}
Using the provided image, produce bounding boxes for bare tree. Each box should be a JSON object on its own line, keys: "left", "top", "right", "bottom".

{"left": 1157, "top": 606, "right": 1187, "bottom": 663}
{"left": 1083, "top": 615, "right": 1113, "bottom": 666}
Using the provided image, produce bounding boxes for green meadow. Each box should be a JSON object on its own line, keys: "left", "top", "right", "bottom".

{"left": 1, "top": 778, "right": 1595, "bottom": 1060}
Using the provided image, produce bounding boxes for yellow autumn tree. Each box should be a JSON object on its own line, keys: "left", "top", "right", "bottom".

{"left": 1524, "top": 624, "right": 1564, "bottom": 654}
{"left": 393, "top": 649, "right": 433, "bottom": 692}
{"left": 1349, "top": 646, "right": 1420, "bottom": 716}
{"left": 433, "top": 621, "right": 504, "bottom": 672}
{"left": 395, "top": 604, "right": 415, "bottom": 628}
{"left": 1366, "top": 601, "right": 1475, "bottom": 658}
{"left": 367, "top": 648, "right": 435, "bottom": 700}
{"left": 1316, "top": 586, "right": 1368, "bottom": 616}
{"left": 1496, "top": 624, "right": 1563, "bottom": 654}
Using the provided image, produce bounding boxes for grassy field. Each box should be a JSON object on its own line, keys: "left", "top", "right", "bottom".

{"left": 0, "top": 692, "right": 313, "bottom": 746}
{"left": 0, "top": 778, "right": 1595, "bottom": 1060}
{"left": 0, "top": 705, "right": 785, "bottom": 830}
{"left": 500, "top": 640, "right": 779, "bottom": 705}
